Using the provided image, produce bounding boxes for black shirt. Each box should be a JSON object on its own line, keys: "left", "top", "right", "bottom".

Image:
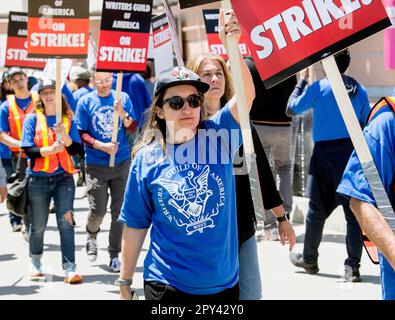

{"left": 234, "top": 125, "right": 283, "bottom": 247}
{"left": 246, "top": 56, "right": 297, "bottom": 125}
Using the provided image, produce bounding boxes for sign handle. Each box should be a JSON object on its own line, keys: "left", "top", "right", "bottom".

{"left": 56, "top": 58, "right": 62, "bottom": 141}
{"left": 109, "top": 72, "right": 123, "bottom": 167}
{"left": 322, "top": 55, "right": 395, "bottom": 229}
{"left": 221, "top": 0, "right": 265, "bottom": 220}
{"left": 163, "top": 0, "right": 185, "bottom": 67}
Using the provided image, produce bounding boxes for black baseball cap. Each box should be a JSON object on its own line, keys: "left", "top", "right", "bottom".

{"left": 154, "top": 67, "right": 209, "bottom": 96}
{"left": 8, "top": 67, "right": 26, "bottom": 80}
{"left": 38, "top": 79, "right": 56, "bottom": 93}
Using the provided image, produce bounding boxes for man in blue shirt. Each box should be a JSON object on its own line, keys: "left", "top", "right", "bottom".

{"left": 337, "top": 97, "right": 395, "bottom": 299}
{"left": 287, "top": 49, "right": 371, "bottom": 282}
{"left": 76, "top": 70, "right": 135, "bottom": 273}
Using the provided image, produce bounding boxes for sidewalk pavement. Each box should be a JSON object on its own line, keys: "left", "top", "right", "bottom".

{"left": 0, "top": 187, "right": 382, "bottom": 300}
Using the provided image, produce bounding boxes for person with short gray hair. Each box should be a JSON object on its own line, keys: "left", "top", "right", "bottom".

{"left": 75, "top": 71, "right": 135, "bottom": 273}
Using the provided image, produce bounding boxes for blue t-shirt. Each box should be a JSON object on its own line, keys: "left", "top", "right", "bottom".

{"left": 337, "top": 105, "right": 395, "bottom": 207}
{"left": 0, "top": 142, "right": 11, "bottom": 160}
{"left": 21, "top": 113, "right": 81, "bottom": 177}
{"left": 73, "top": 86, "right": 93, "bottom": 105}
{"left": 75, "top": 90, "right": 134, "bottom": 166}
{"left": 288, "top": 78, "right": 371, "bottom": 142}
{"left": 118, "top": 104, "right": 242, "bottom": 295}
{"left": 0, "top": 96, "right": 32, "bottom": 133}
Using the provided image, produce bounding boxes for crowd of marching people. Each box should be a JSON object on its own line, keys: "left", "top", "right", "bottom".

{"left": 1, "top": 8, "right": 395, "bottom": 301}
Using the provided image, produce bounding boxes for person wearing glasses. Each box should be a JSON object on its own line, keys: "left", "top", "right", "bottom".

{"left": 0, "top": 67, "right": 39, "bottom": 236}
{"left": 21, "top": 79, "right": 83, "bottom": 283}
{"left": 75, "top": 71, "right": 135, "bottom": 273}
{"left": 117, "top": 10, "right": 255, "bottom": 301}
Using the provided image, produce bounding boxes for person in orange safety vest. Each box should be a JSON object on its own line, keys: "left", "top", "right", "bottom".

{"left": 20, "top": 79, "right": 84, "bottom": 284}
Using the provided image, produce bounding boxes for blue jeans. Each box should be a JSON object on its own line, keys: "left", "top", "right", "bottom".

{"left": 28, "top": 173, "right": 76, "bottom": 269}
{"left": 379, "top": 252, "right": 395, "bottom": 300}
{"left": 239, "top": 234, "right": 262, "bottom": 300}
{"left": 303, "top": 202, "right": 362, "bottom": 268}
{"left": 1, "top": 158, "right": 21, "bottom": 226}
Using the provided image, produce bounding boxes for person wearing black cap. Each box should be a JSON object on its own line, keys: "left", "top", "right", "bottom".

{"left": 20, "top": 79, "right": 83, "bottom": 283}
{"left": 117, "top": 9, "right": 255, "bottom": 301}
{"left": 75, "top": 70, "right": 135, "bottom": 273}
{"left": 0, "top": 67, "right": 39, "bottom": 235}
{"left": 0, "top": 71, "right": 13, "bottom": 103}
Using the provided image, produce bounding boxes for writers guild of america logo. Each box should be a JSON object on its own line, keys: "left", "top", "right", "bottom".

{"left": 92, "top": 106, "right": 121, "bottom": 140}
{"left": 158, "top": 164, "right": 225, "bottom": 235}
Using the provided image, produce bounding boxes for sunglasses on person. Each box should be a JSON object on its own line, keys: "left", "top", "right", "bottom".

{"left": 162, "top": 94, "right": 203, "bottom": 110}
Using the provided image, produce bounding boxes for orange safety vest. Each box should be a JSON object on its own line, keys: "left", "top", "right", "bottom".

{"left": 366, "top": 96, "right": 395, "bottom": 123}
{"left": 33, "top": 109, "right": 78, "bottom": 175}
{"left": 7, "top": 93, "right": 39, "bottom": 154}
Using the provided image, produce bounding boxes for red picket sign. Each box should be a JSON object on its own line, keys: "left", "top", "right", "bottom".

{"left": 96, "top": 0, "right": 153, "bottom": 73}
{"left": 231, "top": 0, "right": 391, "bottom": 88}
{"left": 203, "top": 9, "right": 250, "bottom": 60}
{"left": 27, "top": 0, "right": 90, "bottom": 59}
{"left": 5, "top": 12, "right": 47, "bottom": 69}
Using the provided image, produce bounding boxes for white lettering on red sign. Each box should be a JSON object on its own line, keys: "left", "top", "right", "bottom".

{"left": 251, "top": 0, "right": 374, "bottom": 59}
{"left": 210, "top": 43, "right": 249, "bottom": 56}
{"left": 154, "top": 28, "right": 171, "bottom": 47}
{"left": 30, "top": 33, "right": 85, "bottom": 47}
{"left": 6, "top": 48, "right": 46, "bottom": 62}
{"left": 98, "top": 47, "right": 146, "bottom": 63}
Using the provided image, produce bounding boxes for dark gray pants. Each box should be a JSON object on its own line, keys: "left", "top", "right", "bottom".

{"left": 11, "top": 153, "right": 29, "bottom": 228}
{"left": 85, "top": 159, "right": 131, "bottom": 259}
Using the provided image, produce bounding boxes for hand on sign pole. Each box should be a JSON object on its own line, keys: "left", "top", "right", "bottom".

{"left": 300, "top": 68, "right": 310, "bottom": 81}
{"left": 54, "top": 122, "right": 67, "bottom": 140}
{"left": 54, "top": 122, "right": 72, "bottom": 147}
{"left": 218, "top": 9, "right": 241, "bottom": 49}
{"left": 114, "top": 100, "right": 127, "bottom": 120}
{"left": 220, "top": 0, "right": 265, "bottom": 223}
{"left": 100, "top": 141, "right": 119, "bottom": 156}
{"left": 51, "top": 141, "right": 65, "bottom": 154}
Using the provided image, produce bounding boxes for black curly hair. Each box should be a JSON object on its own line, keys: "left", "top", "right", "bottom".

{"left": 334, "top": 49, "right": 351, "bottom": 74}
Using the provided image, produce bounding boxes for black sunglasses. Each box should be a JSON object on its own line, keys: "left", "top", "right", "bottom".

{"left": 162, "top": 94, "right": 203, "bottom": 110}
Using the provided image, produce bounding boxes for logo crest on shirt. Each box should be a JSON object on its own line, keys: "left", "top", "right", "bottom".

{"left": 92, "top": 106, "right": 121, "bottom": 140}
{"left": 158, "top": 165, "right": 224, "bottom": 235}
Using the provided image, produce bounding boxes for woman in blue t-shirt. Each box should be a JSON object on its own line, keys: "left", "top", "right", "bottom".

{"left": 21, "top": 79, "right": 84, "bottom": 284}
{"left": 117, "top": 10, "right": 256, "bottom": 301}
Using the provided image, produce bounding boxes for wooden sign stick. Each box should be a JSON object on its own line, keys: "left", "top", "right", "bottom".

{"left": 221, "top": 0, "right": 265, "bottom": 220}
{"left": 56, "top": 57, "right": 62, "bottom": 141}
{"left": 110, "top": 72, "right": 123, "bottom": 167}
